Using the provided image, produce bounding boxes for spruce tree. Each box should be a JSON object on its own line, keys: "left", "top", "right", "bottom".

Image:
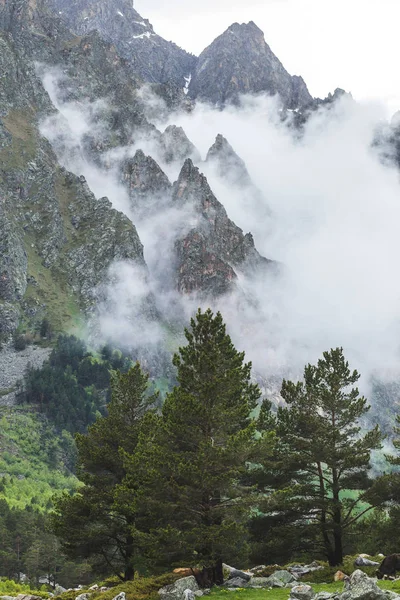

{"left": 52, "top": 364, "right": 157, "bottom": 580}
{"left": 255, "top": 348, "right": 383, "bottom": 566}
{"left": 125, "top": 308, "right": 261, "bottom": 568}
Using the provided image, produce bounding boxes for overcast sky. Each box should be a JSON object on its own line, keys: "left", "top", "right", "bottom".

{"left": 135, "top": 0, "right": 400, "bottom": 114}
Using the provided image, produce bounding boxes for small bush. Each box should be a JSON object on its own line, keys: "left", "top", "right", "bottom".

{"left": 14, "top": 334, "right": 28, "bottom": 351}
{"left": 0, "top": 578, "right": 50, "bottom": 597}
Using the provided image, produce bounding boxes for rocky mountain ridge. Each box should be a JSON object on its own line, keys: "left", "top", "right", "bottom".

{"left": 42, "top": 0, "right": 320, "bottom": 109}
{"left": 0, "top": 0, "right": 282, "bottom": 345}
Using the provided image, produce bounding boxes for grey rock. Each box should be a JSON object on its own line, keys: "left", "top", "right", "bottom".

{"left": 112, "top": 593, "right": 126, "bottom": 600}
{"left": 249, "top": 577, "right": 273, "bottom": 587}
{"left": 354, "top": 557, "right": 380, "bottom": 567}
{"left": 314, "top": 594, "right": 334, "bottom": 600}
{"left": 223, "top": 578, "right": 249, "bottom": 588}
{"left": 159, "top": 576, "right": 200, "bottom": 600}
{"left": 267, "top": 578, "right": 285, "bottom": 589}
{"left": 75, "top": 594, "right": 90, "bottom": 600}
{"left": 226, "top": 569, "right": 251, "bottom": 582}
{"left": 345, "top": 569, "right": 387, "bottom": 600}
{"left": 55, "top": 586, "right": 67, "bottom": 595}
{"left": 269, "top": 570, "right": 296, "bottom": 585}
{"left": 183, "top": 591, "right": 195, "bottom": 600}
{"left": 290, "top": 584, "right": 315, "bottom": 600}
{"left": 289, "top": 563, "right": 324, "bottom": 578}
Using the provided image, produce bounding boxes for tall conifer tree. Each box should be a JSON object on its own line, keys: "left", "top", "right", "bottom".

{"left": 52, "top": 364, "right": 157, "bottom": 580}
{"left": 254, "top": 348, "right": 383, "bottom": 566}
{"left": 126, "top": 308, "right": 261, "bottom": 568}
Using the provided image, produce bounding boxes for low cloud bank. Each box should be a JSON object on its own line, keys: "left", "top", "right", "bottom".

{"left": 38, "top": 66, "right": 400, "bottom": 391}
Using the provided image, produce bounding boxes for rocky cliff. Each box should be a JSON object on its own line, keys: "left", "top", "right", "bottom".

{"left": 188, "top": 21, "right": 314, "bottom": 108}
{"left": 0, "top": 0, "right": 323, "bottom": 342}
{"left": 48, "top": 0, "right": 197, "bottom": 88}
{"left": 173, "top": 159, "right": 273, "bottom": 296}
{"left": 0, "top": 5, "right": 147, "bottom": 338}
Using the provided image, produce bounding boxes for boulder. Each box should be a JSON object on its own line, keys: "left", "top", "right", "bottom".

{"left": 314, "top": 594, "right": 334, "bottom": 600}
{"left": 75, "top": 595, "right": 90, "bottom": 600}
{"left": 249, "top": 577, "right": 274, "bottom": 588}
{"left": 223, "top": 577, "right": 249, "bottom": 588}
{"left": 265, "top": 577, "right": 285, "bottom": 588}
{"left": 159, "top": 576, "right": 200, "bottom": 600}
{"left": 222, "top": 564, "right": 251, "bottom": 582}
{"left": 290, "top": 585, "right": 315, "bottom": 600}
{"left": 289, "top": 563, "right": 324, "bottom": 578}
{"left": 111, "top": 593, "right": 126, "bottom": 600}
{"left": 183, "top": 591, "right": 196, "bottom": 600}
{"left": 354, "top": 557, "right": 380, "bottom": 567}
{"left": 55, "top": 586, "right": 67, "bottom": 595}
{"left": 269, "top": 570, "right": 296, "bottom": 585}
{"left": 345, "top": 569, "right": 387, "bottom": 600}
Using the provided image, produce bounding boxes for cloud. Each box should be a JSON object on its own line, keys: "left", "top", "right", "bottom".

{"left": 158, "top": 95, "right": 400, "bottom": 385}
{"left": 37, "top": 65, "right": 400, "bottom": 397}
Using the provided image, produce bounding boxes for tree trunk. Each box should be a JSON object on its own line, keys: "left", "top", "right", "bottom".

{"left": 317, "top": 461, "right": 335, "bottom": 565}
{"left": 193, "top": 559, "right": 224, "bottom": 588}
{"left": 330, "top": 466, "right": 343, "bottom": 566}
{"left": 124, "top": 534, "right": 135, "bottom": 581}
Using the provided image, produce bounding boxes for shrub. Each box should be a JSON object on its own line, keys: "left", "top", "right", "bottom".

{"left": 14, "top": 334, "right": 27, "bottom": 351}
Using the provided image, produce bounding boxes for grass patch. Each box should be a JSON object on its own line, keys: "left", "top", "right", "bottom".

{"left": 210, "top": 584, "right": 346, "bottom": 600}
{"left": 24, "top": 234, "right": 84, "bottom": 336}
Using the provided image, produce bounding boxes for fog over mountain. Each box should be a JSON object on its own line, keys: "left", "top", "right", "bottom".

{"left": 1, "top": 0, "right": 400, "bottom": 404}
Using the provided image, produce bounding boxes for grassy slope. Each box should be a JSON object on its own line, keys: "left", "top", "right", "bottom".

{"left": 0, "top": 405, "right": 79, "bottom": 511}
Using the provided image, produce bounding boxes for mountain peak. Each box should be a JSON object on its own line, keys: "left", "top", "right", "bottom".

{"left": 188, "top": 19, "right": 313, "bottom": 109}
{"left": 206, "top": 134, "right": 251, "bottom": 187}
{"left": 227, "top": 21, "right": 264, "bottom": 37}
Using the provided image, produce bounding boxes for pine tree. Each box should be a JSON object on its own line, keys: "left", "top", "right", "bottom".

{"left": 52, "top": 364, "right": 157, "bottom": 580}
{"left": 124, "top": 308, "right": 261, "bottom": 569}
{"left": 255, "top": 348, "right": 383, "bottom": 566}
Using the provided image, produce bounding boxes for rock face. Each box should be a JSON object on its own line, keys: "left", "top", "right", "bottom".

{"left": 0, "top": 17, "right": 146, "bottom": 335}
{"left": 206, "top": 134, "right": 251, "bottom": 187}
{"left": 48, "top": 0, "right": 196, "bottom": 88}
{"left": 172, "top": 159, "right": 273, "bottom": 296}
{"left": 189, "top": 21, "right": 314, "bottom": 108}
{"left": 120, "top": 149, "right": 172, "bottom": 215}
{"left": 161, "top": 125, "right": 201, "bottom": 165}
